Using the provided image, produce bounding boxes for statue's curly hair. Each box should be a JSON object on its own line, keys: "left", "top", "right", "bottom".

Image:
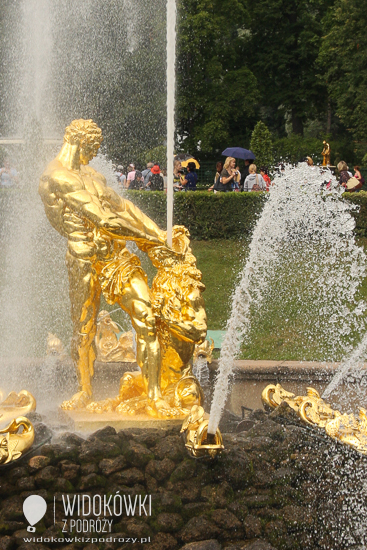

{"left": 64, "top": 119, "right": 103, "bottom": 147}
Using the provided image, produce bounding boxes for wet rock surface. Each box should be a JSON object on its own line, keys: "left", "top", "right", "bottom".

{"left": 0, "top": 407, "right": 365, "bottom": 549}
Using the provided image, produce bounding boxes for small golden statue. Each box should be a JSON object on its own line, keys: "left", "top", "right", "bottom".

{"left": 262, "top": 383, "right": 367, "bottom": 455}
{"left": 322, "top": 140, "right": 331, "bottom": 166}
{"left": 39, "top": 119, "right": 207, "bottom": 419}
{"left": 0, "top": 390, "right": 36, "bottom": 426}
{"left": 95, "top": 311, "right": 136, "bottom": 362}
{"left": 0, "top": 416, "right": 35, "bottom": 465}
{"left": 46, "top": 333, "right": 68, "bottom": 359}
{"left": 180, "top": 405, "right": 224, "bottom": 459}
{"left": 193, "top": 338, "right": 214, "bottom": 364}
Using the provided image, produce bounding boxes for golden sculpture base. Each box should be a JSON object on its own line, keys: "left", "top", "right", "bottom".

{"left": 64, "top": 410, "right": 183, "bottom": 433}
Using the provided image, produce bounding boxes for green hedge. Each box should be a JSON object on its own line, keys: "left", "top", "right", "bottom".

{"left": 343, "top": 191, "right": 367, "bottom": 237}
{"left": 126, "top": 190, "right": 266, "bottom": 240}
{"left": 126, "top": 190, "right": 367, "bottom": 240}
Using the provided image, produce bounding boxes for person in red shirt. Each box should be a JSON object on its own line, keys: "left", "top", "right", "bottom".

{"left": 260, "top": 166, "right": 271, "bottom": 191}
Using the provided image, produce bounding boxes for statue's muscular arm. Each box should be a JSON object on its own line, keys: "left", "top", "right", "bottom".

{"left": 89, "top": 168, "right": 167, "bottom": 249}
{"left": 47, "top": 167, "right": 166, "bottom": 247}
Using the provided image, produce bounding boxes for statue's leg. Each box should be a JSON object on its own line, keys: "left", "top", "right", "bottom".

{"left": 116, "top": 273, "right": 185, "bottom": 417}
{"left": 116, "top": 273, "right": 161, "bottom": 401}
{"left": 62, "top": 252, "right": 101, "bottom": 409}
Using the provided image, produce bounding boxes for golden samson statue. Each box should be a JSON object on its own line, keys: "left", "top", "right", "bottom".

{"left": 39, "top": 119, "right": 207, "bottom": 418}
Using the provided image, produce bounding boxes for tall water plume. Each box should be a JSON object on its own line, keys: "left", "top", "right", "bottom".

{"left": 0, "top": 0, "right": 167, "bottom": 398}
{"left": 208, "top": 165, "right": 367, "bottom": 434}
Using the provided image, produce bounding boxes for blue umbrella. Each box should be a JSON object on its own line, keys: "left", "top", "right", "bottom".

{"left": 222, "top": 147, "right": 255, "bottom": 161}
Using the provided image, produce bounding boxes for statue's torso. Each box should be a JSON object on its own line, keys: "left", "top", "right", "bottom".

{"left": 40, "top": 162, "right": 126, "bottom": 261}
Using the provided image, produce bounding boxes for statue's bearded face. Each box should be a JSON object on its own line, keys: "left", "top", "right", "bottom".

{"left": 79, "top": 138, "right": 101, "bottom": 165}
{"left": 0, "top": 437, "right": 9, "bottom": 464}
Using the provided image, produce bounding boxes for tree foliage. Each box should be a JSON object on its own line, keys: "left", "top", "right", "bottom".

{"left": 176, "top": 0, "right": 258, "bottom": 154}
{"left": 250, "top": 121, "right": 273, "bottom": 167}
{"left": 318, "top": 0, "right": 367, "bottom": 142}
{"left": 245, "top": 0, "right": 332, "bottom": 136}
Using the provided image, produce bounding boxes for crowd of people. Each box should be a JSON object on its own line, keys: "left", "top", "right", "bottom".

{"left": 114, "top": 157, "right": 273, "bottom": 194}
{"left": 115, "top": 161, "right": 199, "bottom": 192}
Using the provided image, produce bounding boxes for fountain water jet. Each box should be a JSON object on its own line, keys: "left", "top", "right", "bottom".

{"left": 208, "top": 164, "right": 367, "bottom": 434}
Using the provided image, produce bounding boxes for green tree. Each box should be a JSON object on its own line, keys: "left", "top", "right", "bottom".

{"left": 318, "top": 0, "right": 367, "bottom": 143}
{"left": 250, "top": 121, "right": 274, "bottom": 167}
{"left": 246, "top": 0, "right": 333, "bottom": 136}
{"left": 176, "top": 0, "right": 259, "bottom": 155}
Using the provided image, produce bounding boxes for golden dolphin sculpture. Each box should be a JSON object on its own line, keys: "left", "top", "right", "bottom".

{"left": 180, "top": 405, "right": 224, "bottom": 459}
{"left": 262, "top": 383, "right": 367, "bottom": 455}
{"left": 0, "top": 390, "right": 36, "bottom": 426}
{"left": 0, "top": 416, "right": 35, "bottom": 465}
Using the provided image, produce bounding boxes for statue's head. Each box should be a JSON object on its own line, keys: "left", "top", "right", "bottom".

{"left": 64, "top": 119, "right": 103, "bottom": 165}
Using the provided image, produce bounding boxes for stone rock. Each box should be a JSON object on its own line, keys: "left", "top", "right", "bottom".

{"left": 236, "top": 437, "right": 273, "bottom": 452}
{"left": 281, "top": 505, "right": 314, "bottom": 529}
{"left": 0, "top": 496, "right": 24, "bottom": 521}
{"left": 145, "top": 458, "right": 176, "bottom": 481}
{"left": 7, "top": 468, "right": 28, "bottom": 483}
{"left": 124, "top": 517, "right": 152, "bottom": 538}
{"left": 16, "top": 477, "right": 35, "bottom": 491}
{"left": 241, "top": 540, "right": 277, "bottom": 550}
{"left": 28, "top": 456, "right": 51, "bottom": 473}
{"left": 180, "top": 540, "right": 221, "bottom": 550}
{"left": 211, "top": 509, "right": 243, "bottom": 531}
{"left": 92, "top": 426, "right": 117, "bottom": 438}
{"left": 149, "top": 532, "right": 178, "bottom": 550}
{"left": 78, "top": 473, "right": 106, "bottom": 490}
{"left": 158, "top": 491, "right": 183, "bottom": 513}
{"left": 130, "top": 429, "right": 164, "bottom": 448}
{"left": 170, "top": 459, "right": 197, "bottom": 483}
{"left": 180, "top": 517, "right": 221, "bottom": 543}
{"left": 0, "top": 523, "right": 25, "bottom": 536}
{"left": 54, "top": 477, "right": 74, "bottom": 492}
{"left": 99, "top": 455, "right": 127, "bottom": 476}
{"left": 53, "top": 431, "right": 84, "bottom": 447}
{"left": 60, "top": 460, "right": 80, "bottom": 481}
{"left": 0, "top": 481, "right": 14, "bottom": 498}
{"left": 124, "top": 441, "right": 154, "bottom": 467}
{"left": 244, "top": 515, "right": 262, "bottom": 539}
{"left": 79, "top": 438, "right": 120, "bottom": 462}
{"left": 0, "top": 536, "right": 15, "bottom": 550}
{"left": 80, "top": 462, "right": 99, "bottom": 475}
{"left": 153, "top": 436, "right": 186, "bottom": 461}
{"left": 34, "top": 466, "right": 59, "bottom": 488}
{"left": 111, "top": 467, "right": 145, "bottom": 486}
{"left": 156, "top": 512, "right": 183, "bottom": 533}
{"left": 167, "top": 480, "right": 201, "bottom": 504}
{"left": 201, "top": 482, "right": 234, "bottom": 506}
{"left": 227, "top": 500, "right": 249, "bottom": 522}
{"left": 182, "top": 502, "right": 210, "bottom": 520}
{"left": 247, "top": 420, "right": 285, "bottom": 442}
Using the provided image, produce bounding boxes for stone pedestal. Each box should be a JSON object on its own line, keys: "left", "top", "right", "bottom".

{"left": 64, "top": 410, "right": 183, "bottom": 433}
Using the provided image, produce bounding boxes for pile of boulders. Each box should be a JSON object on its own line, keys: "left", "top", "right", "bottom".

{"left": 0, "top": 405, "right": 365, "bottom": 550}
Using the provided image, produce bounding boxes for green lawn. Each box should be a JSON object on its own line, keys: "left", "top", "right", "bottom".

{"left": 191, "top": 238, "right": 367, "bottom": 362}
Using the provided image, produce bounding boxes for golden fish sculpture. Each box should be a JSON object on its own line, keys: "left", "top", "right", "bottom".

{"left": 0, "top": 416, "right": 35, "bottom": 465}
{"left": 0, "top": 390, "right": 36, "bottom": 426}
{"left": 262, "top": 383, "right": 367, "bottom": 455}
{"left": 180, "top": 405, "right": 224, "bottom": 459}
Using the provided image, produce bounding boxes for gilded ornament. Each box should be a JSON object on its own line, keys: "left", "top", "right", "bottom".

{"left": 262, "top": 383, "right": 367, "bottom": 455}
{"left": 0, "top": 390, "right": 36, "bottom": 426}
{"left": 95, "top": 311, "right": 136, "bottom": 362}
{"left": 193, "top": 338, "right": 214, "bottom": 364}
{"left": 40, "top": 120, "right": 207, "bottom": 419}
{"left": 0, "top": 416, "right": 35, "bottom": 465}
{"left": 322, "top": 140, "right": 331, "bottom": 166}
{"left": 180, "top": 405, "right": 224, "bottom": 458}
